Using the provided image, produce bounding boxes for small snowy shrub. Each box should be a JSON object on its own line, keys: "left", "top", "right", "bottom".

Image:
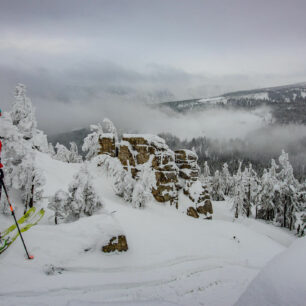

{"left": 48, "top": 190, "right": 70, "bottom": 224}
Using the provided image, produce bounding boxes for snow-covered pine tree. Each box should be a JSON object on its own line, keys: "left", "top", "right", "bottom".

{"left": 10, "top": 83, "right": 36, "bottom": 140}
{"left": 276, "top": 150, "right": 300, "bottom": 230}
{"left": 83, "top": 179, "right": 103, "bottom": 216}
{"left": 202, "top": 161, "right": 211, "bottom": 186}
{"left": 211, "top": 170, "right": 224, "bottom": 201}
{"left": 48, "top": 143, "right": 56, "bottom": 156}
{"left": 48, "top": 189, "right": 69, "bottom": 224}
{"left": 132, "top": 156, "right": 156, "bottom": 208}
{"left": 221, "top": 162, "right": 232, "bottom": 196}
{"left": 8, "top": 83, "right": 49, "bottom": 153}
{"left": 82, "top": 124, "right": 104, "bottom": 160}
{"left": 257, "top": 168, "right": 276, "bottom": 220}
{"left": 54, "top": 143, "right": 71, "bottom": 163}
{"left": 69, "top": 142, "right": 82, "bottom": 163}
{"left": 23, "top": 163, "right": 45, "bottom": 212}
{"left": 95, "top": 155, "right": 134, "bottom": 202}
{"left": 232, "top": 162, "right": 247, "bottom": 218}
{"left": 0, "top": 112, "right": 45, "bottom": 212}
{"left": 243, "top": 163, "right": 259, "bottom": 217}
{"left": 66, "top": 165, "right": 102, "bottom": 220}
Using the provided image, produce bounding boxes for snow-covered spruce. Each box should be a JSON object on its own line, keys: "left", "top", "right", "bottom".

{"left": 94, "top": 155, "right": 134, "bottom": 203}
{"left": 204, "top": 151, "right": 305, "bottom": 234}
{"left": 48, "top": 164, "right": 103, "bottom": 223}
{"left": 82, "top": 123, "right": 104, "bottom": 160}
{"left": 54, "top": 142, "right": 82, "bottom": 163}
{"left": 0, "top": 95, "right": 46, "bottom": 214}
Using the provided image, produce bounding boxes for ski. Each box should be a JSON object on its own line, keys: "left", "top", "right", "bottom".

{"left": 0, "top": 208, "right": 45, "bottom": 255}
{"left": 1, "top": 207, "right": 36, "bottom": 238}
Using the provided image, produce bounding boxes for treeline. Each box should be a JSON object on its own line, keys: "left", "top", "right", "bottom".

{"left": 201, "top": 151, "right": 305, "bottom": 236}
{"left": 159, "top": 132, "right": 306, "bottom": 181}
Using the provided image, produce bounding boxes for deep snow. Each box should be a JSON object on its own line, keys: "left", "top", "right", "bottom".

{"left": 0, "top": 152, "right": 299, "bottom": 306}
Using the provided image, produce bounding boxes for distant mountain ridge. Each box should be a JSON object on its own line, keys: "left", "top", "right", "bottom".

{"left": 49, "top": 82, "right": 306, "bottom": 149}
{"left": 159, "top": 82, "right": 306, "bottom": 124}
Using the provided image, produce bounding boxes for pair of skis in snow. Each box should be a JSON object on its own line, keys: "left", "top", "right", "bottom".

{"left": 0, "top": 172, "right": 45, "bottom": 259}
{"left": 0, "top": 207, "right": 45, "bottom": 255}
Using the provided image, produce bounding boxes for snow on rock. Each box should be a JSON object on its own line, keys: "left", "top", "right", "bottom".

{"left": 122, "top": 133, "right": 168, "bottom": 150}
{"left": 235, "top": 237, "right": 306, "bottom": 306}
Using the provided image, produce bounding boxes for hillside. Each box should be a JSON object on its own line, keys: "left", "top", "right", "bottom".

{"left": 0, "top": 151, "right": 299, "bottom": 306}
{"left": 159, "top": 82, "right": 306, "bottom": 124}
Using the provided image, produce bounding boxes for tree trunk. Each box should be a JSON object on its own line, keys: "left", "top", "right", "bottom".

{"left": 235, "top": 204, "right": 238, "bottom": 218}
{"left": 246, "top": 182, "right": 251, "bottom": 218}
{"left": 283, "top": 197, "right": 287, "bottom": 228}
{"left": 29, "top": 175, "right": 35, "bottom": 208}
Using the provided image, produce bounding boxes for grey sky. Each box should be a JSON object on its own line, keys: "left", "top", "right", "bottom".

{"left": 0, "top": 0, "right": 306, "bottom": 134}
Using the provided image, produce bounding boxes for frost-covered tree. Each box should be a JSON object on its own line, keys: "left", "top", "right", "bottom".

{"left": 0, "top": 112, "right": 45, "bottom": 213}
{"left": 23, "top": 164, "right": 45, "bottom": 212}
{"left": 82, "top": 124, "right": 104, "bottom": 160}
{"left": 276, "top": 151, "right": 300, "bottom": 230}
{"left": 132, "top": 156, "right": 156, "bottom": 208}
{"left": 202, "top": 161, "right": 211, "bottom": 185}
{"left": 10, "top": 84, "right": 37, "bottom": 140}
{"left": 54, "top": 143, "right": 71, "bottom": 162}
{"left": 221, "top": 163, "right": 232, "bottom": 196}
{"left": 48, "top": 189, "right": 69, "bottom": 224}
{"left": 8, "top": 83, "right": 50, "bottom": 153}
{"left": 243, "top": 163, "right": 259, "bottom": 217}
{"left": 95, "top": 155, "right": 134, "bottom": 202}
{"left": 211, "top": 170, "right": 224, "bottom": 201}
{"left": 48, "top": 143, "right": 56, "bottom": 156}
{"left": 69, "top": 142, "right": 82, "bottom": 163}
{"left": 32, "top": 129, "right": 49, "bottom": 153}
{"left": 232, "top": 162, "right": 247, "bottom": 218}
{"left": 66, "top": 165, "right": 102, "bottom": 220}
{"left": 257, "top": 169, "right": 276, "bottom": 220}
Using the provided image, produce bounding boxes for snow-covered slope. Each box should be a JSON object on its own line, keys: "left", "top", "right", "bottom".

{"left": 0, "top": 153, "right": 299, "bottom": 306}
{"left": 235, "top": 237, "right": 306, "bottom": 306}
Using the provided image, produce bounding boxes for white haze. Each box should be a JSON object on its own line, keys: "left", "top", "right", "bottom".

{"left": 40, "top": 97, "right": 271, "bottom": 140}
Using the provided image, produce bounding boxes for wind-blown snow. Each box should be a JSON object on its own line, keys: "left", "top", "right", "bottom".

{"left": 0, "top": 153, "right": 300, "bottom": 306}
{"left": 235, "top": 237, "right": 306, "bottom": 306}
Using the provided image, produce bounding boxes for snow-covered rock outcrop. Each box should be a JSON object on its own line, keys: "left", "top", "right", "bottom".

{"left": 98, "top": 133, "right": 213, "bottom": 217}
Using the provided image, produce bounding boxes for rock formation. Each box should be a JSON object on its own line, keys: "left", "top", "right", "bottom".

{"left": 102, "top": 235, "right": 128, "bottom": 253}
{"left": 98, "top": 133, "right": 213, "bottom": 218}
{"left": 99, "top": 133, "right": 116, "bottom": 157}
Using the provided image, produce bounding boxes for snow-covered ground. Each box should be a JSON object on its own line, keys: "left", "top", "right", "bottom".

{"left": 0, "top": 153, "right": 299, "bottom": 306}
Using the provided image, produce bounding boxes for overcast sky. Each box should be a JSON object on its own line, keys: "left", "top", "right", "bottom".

{"left": 0, "top": 0, "right": 306, "bottom": 134}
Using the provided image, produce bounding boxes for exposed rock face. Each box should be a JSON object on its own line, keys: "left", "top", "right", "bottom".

{"left": 119, "top": 134, "right": 179, "bottom": 206}
{"left": 102, "top": 235, "right": 128, "bottom": 253}
{"left": 184, "top": 180, "right": 214, "bottom": 217}
{"left": 197, "top": 199, "right": 213, "bottom": 217}
{"left": 99, "top": 134, "right": 116, "bottom": 157}
{"left": 175, "top": 149, "right": 199, "bottom": 182}
{"left": 98, "top": 133, "right": 213, "bottom": 218}
{"left": 187, "top": 207, "right": 199, "bottom": 218}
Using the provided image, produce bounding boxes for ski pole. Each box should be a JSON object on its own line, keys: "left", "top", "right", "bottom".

{"left": 0, "top": 174, "right": 34, "bottom": 260}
